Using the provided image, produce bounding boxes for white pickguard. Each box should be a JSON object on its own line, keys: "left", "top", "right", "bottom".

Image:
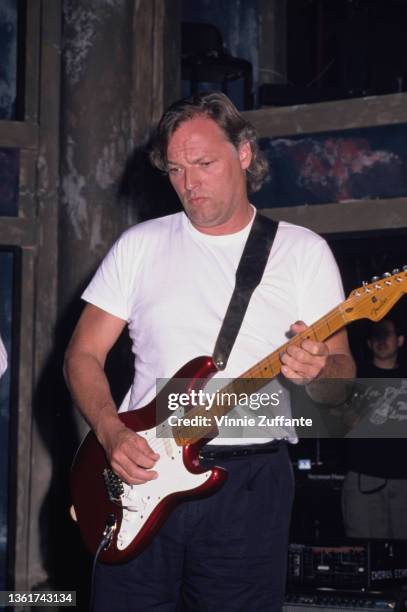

{"left": 116, "top": 423, "right": 212, "bottom": 551}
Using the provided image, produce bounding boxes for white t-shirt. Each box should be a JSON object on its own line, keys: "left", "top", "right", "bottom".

{"left": 82, "top": 210, "right": 344, "bottom": 444}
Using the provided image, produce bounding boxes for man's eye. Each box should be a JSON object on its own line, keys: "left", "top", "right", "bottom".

{"left": 168, "top": 167, "right": 182, "bottom": 175}
{"left": 200, "top": 161, "right": 213, "bottom": 167}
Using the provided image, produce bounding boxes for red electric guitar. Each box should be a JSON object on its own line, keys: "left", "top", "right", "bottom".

{"left": 70, "top": 269, "right": 407, "bottom": 563}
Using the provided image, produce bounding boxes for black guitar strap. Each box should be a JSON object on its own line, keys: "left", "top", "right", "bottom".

{"left": 212, "top": 212, "right": 279, "bottom": 371}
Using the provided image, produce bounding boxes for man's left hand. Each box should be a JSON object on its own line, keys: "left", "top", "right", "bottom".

{"left": 280, "top": 320, "right": 329, "bottom": 384}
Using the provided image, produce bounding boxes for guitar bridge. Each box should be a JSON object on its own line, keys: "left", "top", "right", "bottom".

{"left": 103, "top": 468, "right": 124, "bottom": 503}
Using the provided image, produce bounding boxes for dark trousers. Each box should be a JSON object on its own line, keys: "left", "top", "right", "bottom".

{"left": 94, "top": 443, "right": 294, "bottom": 612}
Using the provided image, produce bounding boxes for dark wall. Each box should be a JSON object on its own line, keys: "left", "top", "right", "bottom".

{"left": 287, "top": 0, "right": 407, "bottom": 96}
{"left": 181, "top": 0, "right": 259, "bottom": 107}
{"left": 0, "top": 148, "right": 19, "bottom": 216}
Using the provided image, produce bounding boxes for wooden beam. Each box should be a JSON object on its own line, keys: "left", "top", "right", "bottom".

{"left": 261, "top": 198, "right": 407, "bottom": 234}
{"left": 12, "top": 247, "right": 36, "bottom": 591}
{"left": 24, "top": 0, "right": 41, "bottom": 122}
{"left": 258, "top": 0, "right": 287, "bottom": 87}
{"left": 0, "top": 121, "right": 39, "bottom": 149}
{"left": 23, "top": 0, "right": 62, "bottom": 591}
{"left": 0, "top": 219, "right": 36, "bottom": 245}
{"left": 132, "top": 0, "right": 181, "bottom": 142}
{"left": 162, "top": 0, "right": 181, "bottom": 108}
{"left": 244, "top": 92, "right": 407, "bottom": 138}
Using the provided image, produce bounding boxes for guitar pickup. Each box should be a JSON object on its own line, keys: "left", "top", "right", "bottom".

{"left": 103, "top": 468, "right": 124, "bottom": 503}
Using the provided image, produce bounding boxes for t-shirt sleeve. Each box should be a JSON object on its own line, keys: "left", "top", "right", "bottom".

{"left": 299, "top": 238, "right": 345, "bottom": 326}
{"left": 81, "top": 232, "right": 135, "bottom": 321}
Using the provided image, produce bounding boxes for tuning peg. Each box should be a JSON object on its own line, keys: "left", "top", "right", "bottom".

{"left": 382, "top": 272, "right": 391, "bottom": 278}
{"left": 371, "top": 276, "right": 380, "bottom": 283}
{"left": 392, "top": 268, "right": 400, "bottom": 275}
{"left": 403, "top": 265, "right": 407, "bottom": 272}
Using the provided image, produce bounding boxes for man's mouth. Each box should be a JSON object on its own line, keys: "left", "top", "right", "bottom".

{"left": 187, "top": 196, "right": 207, "bottom": 205}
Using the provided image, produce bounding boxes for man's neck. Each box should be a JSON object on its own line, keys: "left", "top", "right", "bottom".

{"left": 191, "top": 202, "right": 254, "bottom": 236}
{"left": 372, "top": 356, "right": 398, "bottom": 370}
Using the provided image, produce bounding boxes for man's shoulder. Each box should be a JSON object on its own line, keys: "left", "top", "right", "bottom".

{"left": 119, "top": 211, "right": 184, "bottom": 244}
{"left": 275, "top": 219, "right": 326, "bottom": 248}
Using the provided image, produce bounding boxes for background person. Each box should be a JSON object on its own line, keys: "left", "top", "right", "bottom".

{"left": 342, "top": 318, "right": 407, "bottom": 539}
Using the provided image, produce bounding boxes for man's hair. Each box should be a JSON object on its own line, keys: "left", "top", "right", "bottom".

{"left": 149, "top": 92, "right": 268, "bottom": 193}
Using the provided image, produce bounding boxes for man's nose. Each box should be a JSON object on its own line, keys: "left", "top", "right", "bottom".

{"left": 185, "top": 167, "right": 200, "bottom": 191}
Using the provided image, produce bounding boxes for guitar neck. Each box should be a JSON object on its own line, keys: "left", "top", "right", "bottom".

{"left": 241, "top": 303, "right": 348, "bottom": 383}
{"left": 173, "top": 301, "right": 350, "bottom": 445}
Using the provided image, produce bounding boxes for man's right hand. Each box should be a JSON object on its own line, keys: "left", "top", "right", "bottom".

{"left": 100, "top": 421, "right": 160, "bottom": 485}
{"left": 63, "top": 304, "right": 160, "bottom": 485}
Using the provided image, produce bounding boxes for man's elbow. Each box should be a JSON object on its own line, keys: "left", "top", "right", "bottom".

{"left": 63, "top": 343, "right": 78, "bottom": 386}
{"left": 341, "top": 352, "right": 356, "bottom": 380}
{"left": 307, "top": 353, "right": 356, "bottom": 405}
{"left": 64, "top": 342, "right": 106, "bottom": 379}
{"left": 63, "top": 342, "right": 92, "bottom": 382}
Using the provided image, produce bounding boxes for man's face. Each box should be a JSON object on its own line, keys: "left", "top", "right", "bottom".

{"left": 368, "top": 321, "right": 404, "bottom": 361}
{"left": 166, "top": 115, "right": 252, "bottom": 234}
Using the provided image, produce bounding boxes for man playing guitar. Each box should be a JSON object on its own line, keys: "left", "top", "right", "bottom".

{"left": 64, "top": 93, "right": 355, "bottom": 611}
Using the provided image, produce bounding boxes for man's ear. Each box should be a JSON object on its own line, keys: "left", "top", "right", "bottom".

{"left": 238, "top": 141, "right": 252, "bottom": 170}
{"left": 398, "top": 335, "right": 405, "bottom": 348}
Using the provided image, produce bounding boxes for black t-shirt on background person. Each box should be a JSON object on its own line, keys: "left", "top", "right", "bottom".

{"left": 345, "top": 363, "right": 407, "bottom": 479}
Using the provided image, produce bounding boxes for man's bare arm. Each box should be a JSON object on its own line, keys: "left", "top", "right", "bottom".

{"left": 281, "top": 322, "right": 356, "bottom": 403}
{"left": 64, "top": 303, "right": 159, "bottom": 484}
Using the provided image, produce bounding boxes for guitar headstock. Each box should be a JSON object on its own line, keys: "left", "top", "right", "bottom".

{"left": 341, "top": 267, "right": 407, "bottom": 323}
